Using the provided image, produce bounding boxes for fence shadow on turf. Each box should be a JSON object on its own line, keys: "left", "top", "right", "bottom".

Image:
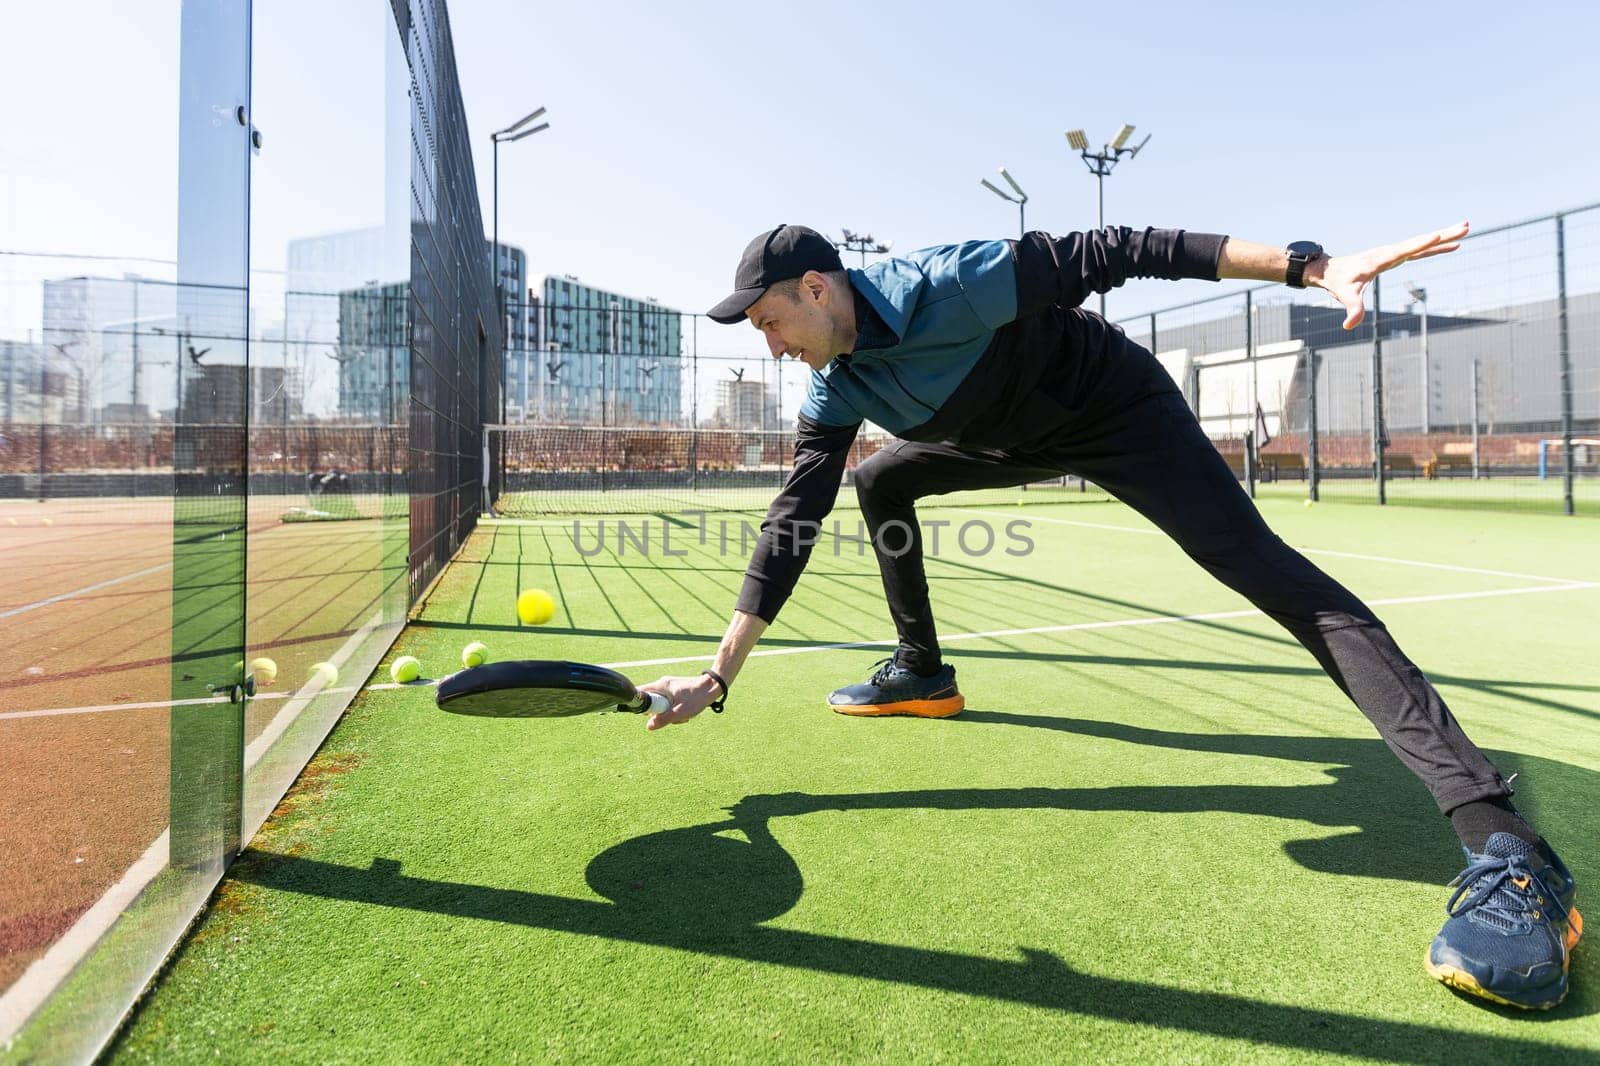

{"left": 230, "top": 734, "right": 1600, "bottom": 1059}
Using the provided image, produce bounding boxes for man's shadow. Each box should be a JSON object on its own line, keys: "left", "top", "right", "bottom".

{"left": 224, "top": 715, "right": 1600, "bottom": 1056}
{"left": 586, "top": 716, "right": 1594, "bottom": 924}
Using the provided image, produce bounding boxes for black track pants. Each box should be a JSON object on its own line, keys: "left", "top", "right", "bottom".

{"left": 851, "top": 367, "right": 1511, "bottom": 815}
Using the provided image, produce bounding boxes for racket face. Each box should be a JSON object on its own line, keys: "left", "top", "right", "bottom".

{"left": 435, "top": 660, "right": 639, "bottom": 718}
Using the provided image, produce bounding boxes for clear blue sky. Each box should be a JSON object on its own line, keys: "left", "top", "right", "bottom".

{"left": 451, "top": 0, "right": 1600, "bottom": 323}
{"left": 3, "top": 0, "right": 1598, "bottom": 336}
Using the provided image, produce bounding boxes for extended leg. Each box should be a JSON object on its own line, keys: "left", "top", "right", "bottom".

{"left": 851, "top": 440, "right": 1058, "bottom": 674}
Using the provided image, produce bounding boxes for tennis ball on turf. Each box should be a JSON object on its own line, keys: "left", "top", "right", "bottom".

{"left": 310, "top": 661, "right": 339, "bottom": 687}
{"left": 516, "top": 588, "right": 556, "bottom": 625}
{"left": 1303, "top": 498, "right": 1315, "bottom": 508}
{"left": 250, "top": 657, "right": 278, "bottom": 684}
{"left": 461, "top": 641, "right": 489, "bottom": 668}
{"left": 390, "top": 655, "right": 422, "bottom": 684}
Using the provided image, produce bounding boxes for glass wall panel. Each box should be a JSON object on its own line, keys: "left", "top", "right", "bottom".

{"left": 0, "top": 3, "right": 252, "bottom": 1062}
{"left": 239, "top": 0, "right": 409, "bottom": 841}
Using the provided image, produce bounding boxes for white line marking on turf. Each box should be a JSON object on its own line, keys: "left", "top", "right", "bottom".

{"left": 0, "top": 830, "right": 170, "bottom": 1044}
{"left": 0, "top": 562, "right": 173, "bottom": 621}
{"left": 0, "top": 616, "right": 387, "bottom": 1045}
{"left": 960, "top": 510, "right": 1586, "bottom": 586}
{"left": 596, "top": 580, "right": 1599, "bottom": 671}
{"left": 10, "top": 580, "right": 1595, "bottom": 719}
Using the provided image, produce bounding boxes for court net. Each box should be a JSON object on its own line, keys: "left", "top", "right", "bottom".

{"left": 484, "top": 424, "right": 1109, "bottom": 516}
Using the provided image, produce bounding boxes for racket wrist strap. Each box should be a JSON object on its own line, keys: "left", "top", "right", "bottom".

{"left": 701, "top": 669, "right": 729, "bottom": 713}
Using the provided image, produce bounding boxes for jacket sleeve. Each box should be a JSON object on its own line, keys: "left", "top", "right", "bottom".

{"left": 735, "top": 417, "right": 860, "bottom": 623}
{"left": 1011, "top": 227, "right": 1227, "bottom": 317}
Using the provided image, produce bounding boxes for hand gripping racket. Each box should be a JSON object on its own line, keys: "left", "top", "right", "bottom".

{"left": 434, "top": 659, "right": 669, "bottom": 718}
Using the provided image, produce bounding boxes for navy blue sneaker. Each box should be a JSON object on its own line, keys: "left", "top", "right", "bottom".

{"left": 828, "top": 657, "right": 963, "bottom": 718}
{"left": 1426, "top": 832, "right": 1583, "bottom": 1010}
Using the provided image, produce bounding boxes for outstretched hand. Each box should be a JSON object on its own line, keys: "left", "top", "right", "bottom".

{"left": 1315, "top": 221, "right": 1468, "bottom": 330}
{"left": 637, "top": 674, "right": 718, "bottom": 731}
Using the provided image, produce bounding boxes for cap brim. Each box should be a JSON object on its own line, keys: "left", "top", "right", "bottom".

{"left": 707, "top": 286, "right": 766, "bottom": 324}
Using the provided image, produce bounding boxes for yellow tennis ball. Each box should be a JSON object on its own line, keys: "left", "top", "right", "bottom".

{"left": 310, "top": 661, "right": 339, "bottom": 687}
{"left": 1303, "top": 498, "right": 1314, "bottom": 508}
{"left": 461, "top": 641, "right": 489, "bottom": 668}
{"left": 250, "top": 657, "right": 278, "bottom": 684}
{"left": 390, "top": 655, "right": 421, "bottom": 684}
{"left": 516, "top": 588, "right": 556, "bottom": 625}
{"left": 42, "top": 517, "right": 53, "bottom": 527}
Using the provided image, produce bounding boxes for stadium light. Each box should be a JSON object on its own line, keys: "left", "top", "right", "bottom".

{"left": 835, "top": 229, "right": 893, "bottom": 267}
{"left": 980, "top": 167, "right": 1029, "bottom": 237}
{"left": 1065, "top": 122, "right": 1153, "bottom": 317}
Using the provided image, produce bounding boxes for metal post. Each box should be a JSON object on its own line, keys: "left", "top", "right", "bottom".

{"left": 1306, "top": 349, "right": 1319, "bottom": 502}
{"left": 131, "top": 281, "right": 141, "bottom": 415}
{"left": 492, "top": 137, "right": 500, "bottom": 315}
{"left": 1096, "top": 170, "right": 1106, "bottom": 319}
{"left": 1244, "top": 428, "right": 1256, "bottom": 499}
{"left": 1557, "top": 213, "right": 1575, "bottom": 515}
{"left": 1148, "top": 312, "right": 1157, "bottom": 358}
{"left": 38, "top": 351, "right": 47, "bottom": 502}
{"left": 1245, "top": 289, "right": 1256, "bottom": 478}
{"left": 1372, "top": 275, "right": 1386, "bottom": 505}
{"left": 1419, "top": 299, "right": 1429, "bottom": 435}
{"left": 1470, "top": 357, "right": 1481, "bottom": 479}
{"left": 690, "top": 314, "right": 699, "bottom": 491}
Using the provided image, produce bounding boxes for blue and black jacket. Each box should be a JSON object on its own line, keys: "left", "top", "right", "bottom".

{"left": 737, "top": 225, "right": 1227, "bottom": 622}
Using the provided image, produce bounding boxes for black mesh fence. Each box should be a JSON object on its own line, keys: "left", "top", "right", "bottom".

{"left": 403, "top": 0, "right": 500, "bottom": 601}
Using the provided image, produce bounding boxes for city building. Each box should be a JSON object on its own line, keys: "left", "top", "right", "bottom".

{"left": 522, "top": 274, "right": 682, "bottom": 425}
{"left": 337, "top": 281, "right": 408, "bottom": 422}
{"left": 712, "top": 375, "right": 779, "bottom": 430}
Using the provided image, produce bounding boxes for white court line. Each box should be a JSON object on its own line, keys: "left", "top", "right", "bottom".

{"left": 0, "top": 831, "right": 170, "bottom": 1043}
{"left": 598, "top": 580, "right": 1599, "bottom": 671}
{"left": 0, "top": 562, "right": 173, "bottom": 621}
{"left": 0, "top": 618, "right": 383, "bottom": 1047}
{"left": 960, "top": 510, "right": 1586, "bottom": 586}
{"left": 9, "top": 580, "right": 1597, "bottom": 719}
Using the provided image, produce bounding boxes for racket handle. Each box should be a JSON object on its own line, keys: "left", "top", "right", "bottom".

{"left": 634, "top": 691, "right": 669, "bottom": 716}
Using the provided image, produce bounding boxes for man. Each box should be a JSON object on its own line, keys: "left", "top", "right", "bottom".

{"left": 638, "top": 222, "right": 1580, "bottom": 1010}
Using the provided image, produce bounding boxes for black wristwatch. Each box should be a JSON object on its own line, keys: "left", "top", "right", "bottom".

{"left": 1285, "top": 241, "right": 1324, "bottom": 289}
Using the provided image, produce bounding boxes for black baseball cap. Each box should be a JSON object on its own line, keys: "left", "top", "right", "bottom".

{"left": 707, "top": 224, "right": 844, "bottom": 324}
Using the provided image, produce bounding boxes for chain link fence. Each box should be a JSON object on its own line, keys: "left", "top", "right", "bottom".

{"left": 1119, "top": 205, "right": 1600, "bottom": 515}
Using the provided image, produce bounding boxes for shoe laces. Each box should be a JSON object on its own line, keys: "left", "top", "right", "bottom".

{"left": 1446, "top": 853, "right": 1570, "bottom": 933}
{"left": 867, "top": 657, "right": 901, "bottom": 686}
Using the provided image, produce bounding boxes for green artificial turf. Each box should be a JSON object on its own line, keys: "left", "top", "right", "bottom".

{"left": 107, "top": 497, "right": 1600, "bottom": 1064}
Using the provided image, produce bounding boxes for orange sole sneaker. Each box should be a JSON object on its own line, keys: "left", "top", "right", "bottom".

{"left": 830, "top": 694, "right": 965, "bottom": 718}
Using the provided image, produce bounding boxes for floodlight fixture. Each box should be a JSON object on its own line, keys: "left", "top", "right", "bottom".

{"left": 1065, "top": 128, "right": 1089, "bottom": 151}
{"left": 999, "top": 167, "right": 1027, "bottom": 200}
{"left": 496, "top": 106, "right": 547, "bottom": 138}
{"left": 1110, "top": 124, "right": 1135, "bottom": 151}
{"left": 1406, "top": 283, "right": 1427, "bottom": 303}
{"left": 980, "top": 178, "right": 1012, "bottom": 201}
{"left": 502, "top": 121, "right": 550, "bottom": 143}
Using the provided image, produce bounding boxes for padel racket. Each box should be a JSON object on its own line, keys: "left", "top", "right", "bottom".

{"left": 435, "top": 659, "right": 669, "bottom": 718}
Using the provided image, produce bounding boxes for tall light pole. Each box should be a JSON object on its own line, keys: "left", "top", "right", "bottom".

{"left": 1406, "top": 283, "right": 1430, "bottom": 434}
{"left": 492, "top": 107, "right": 550, "bottom": 320}
{"left": 979, "top": 167, "right": 1028, "bottom": 237}
{"left": 835, "top": 228, "right": 893, "bottom": 267}
{"left": 1065, "top": 123, "right": 1151, "bottom": 318}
